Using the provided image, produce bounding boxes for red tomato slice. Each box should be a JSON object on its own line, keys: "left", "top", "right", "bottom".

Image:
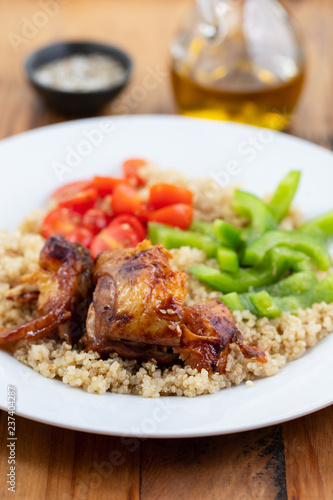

{"left": 42, "top": 208, "right": 82, "bottom": 239}
{"left": 122, "top": 158, "right": 147, "bottom": 187}
{"left": 66, "top": 227, "right": 94, "bottom": 248}
{"left": 51, "top": 180, "right": 98, "bottom": 213}
{"left": 149, "top": 204, "right": 194, "bottom": 230}
{"left": 109, "top": 215, "right": 146, "bottom": 241}
{"left": 56, "top": 186, "right": 98, "bottom": 214}
{"left": 82, "top": 208, "right": 111, "bottom": 235}
{"left": 90, "top": 232, "right": 122, "bottom": 259}
{"left": 51, "top": 180, "right": 98, "bottom": 214}
{"left": 149, "top": 183, "right": 193, "bottom": 210}
{"left": 90, "top": 220, "right": 142, "bottom": 259}
{"left": 92, "top": 176, "right": 129, "bottom": 198}
{"left": 111, "top": 184, "right": 146, "bottom": 217}
{"left": 51, "top": 180, "right": 92, "bottom": 201}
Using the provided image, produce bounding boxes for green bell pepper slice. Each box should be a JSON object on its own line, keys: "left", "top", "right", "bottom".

{"left": 189, "top": 264, "right": 274, "bottom": 294}
{"left": 189, "top": 220, "right": 219, "bottom": 242}
{"left": 222, "top": 273, "right": 333, "bottom": 316}
{"left": 299, "top": 210, "right": 333, "bottom": 239}
{"left": 222, "top": 292, "right": 257, "bottom": 314}
{"left": 261, "top": 271, "right": 317, "bottom": 296}
{"left": 217, "top": 247, "right": 239, "bottom": 273}
{"left": 242, "top": 230, "right": 331, "bottom": 270}
{"left": 190, "top": 247, "right": 312, "bottom": 294}
{"left": 250, "top": 290, "right": 282, "bottom": 319}
{"left": 276, "top": 274, "right": 333, "bottom": 312}
{"left": 222, "top": 271, "right": 316, "bottom": 312}
{"left": 212, "top": 219, "right": 242, "bottom": 248}
{"left": 268, "top": 171, "right": 301, "bottom": 222}
{"left": 304, "top": 273, "right": 333, "bottom": 306}
{"left": 222, "top": 292, "right": 245, "bottom": 312}
{"left": 148, "top": 223, "right": 218, "bottom": 258}
{"left": 233, "top": 190, "right": 277, "bottom": 239}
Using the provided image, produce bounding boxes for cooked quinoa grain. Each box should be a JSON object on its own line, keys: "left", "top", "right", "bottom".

{"left": 1, "top": 176, "right": 332, "bottom": 397}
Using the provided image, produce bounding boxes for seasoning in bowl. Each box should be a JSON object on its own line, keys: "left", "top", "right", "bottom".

{"left": 33, "top": 53, "right": 127, "bottom": 92}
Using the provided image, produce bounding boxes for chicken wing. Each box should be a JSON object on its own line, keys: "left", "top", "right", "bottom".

{"left": 177, "top": 299, "right": 266, "bottom": 372}
{"left": 85, "top": 240, "right": 187, "bottom": 353}
{"left": 85, "top": 240, "right": 266, "bottom": 372}
{"left": 0, "top": 236, "right": 94, "bottom": 345}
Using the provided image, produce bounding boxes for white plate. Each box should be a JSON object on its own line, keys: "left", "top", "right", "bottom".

{"left": 0, "top": 115, "right": 332, "bottom": 438}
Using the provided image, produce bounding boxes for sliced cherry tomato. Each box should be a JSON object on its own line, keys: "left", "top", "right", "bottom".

{"left": 42, "top": 208, "right": 82, "bottom": 239}
{"left": 57, "top": 186, "right": 98, "bottom": 214}
{"left": 51, "top": 180, "right": 98, "bottom": 214}
{"left": 109, "top": 214, "right": 146, "bottom": 241}
{"left": 82, "top": 208, "right": 111, "bottom": 235}
{"left": 90, "top": 220, "right": 142, "bottom": 259}
{"left": 149, "top": 183, "right": 193, "bottom": 210}
{"left": 90, "top": 232, "right": 121, "bottom": 259}
{"left": 92, "top": 176, "right": 129, "bottom": 198}
{"left": 111, "top": 184, "right": 146, "bottom": 217}
{"left": 149, "top": 204, "right": 194, "bottom": 230}
{"left": 122, "top": 158, "right": 147, "bottom": 187}
{"left": 51, "top": 180, "right": 92, "bottom": 201}
{"left": 66, "top": 227, "right": 94, "bottom": 248}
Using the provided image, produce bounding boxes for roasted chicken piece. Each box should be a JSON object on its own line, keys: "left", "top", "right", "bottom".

{"left": 85, "top": 240, "right": 186, "bottom": 356}
{"left": 85, "top": 240, "right": 266, "bottom": 373}
{"left": 0, "top": 236, "right": 94, "bottom": 345}
{"left": 177, "top": 299, "right": 266, "bottom": 372}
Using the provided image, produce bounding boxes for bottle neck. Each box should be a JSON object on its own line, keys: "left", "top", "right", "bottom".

{"left": 196, "top": 0, "right": 245, "bottom": 39}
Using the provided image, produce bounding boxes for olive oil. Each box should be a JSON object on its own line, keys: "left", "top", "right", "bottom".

{"left": 171, "top": 61, "right": 305, "bottom": 130}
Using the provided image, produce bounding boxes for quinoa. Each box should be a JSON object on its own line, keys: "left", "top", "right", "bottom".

{"left": 1, "top": 170, "right": 332, "bottom": 397}
{"left": 0, "top": 227, "right": 44, "bottom": 328}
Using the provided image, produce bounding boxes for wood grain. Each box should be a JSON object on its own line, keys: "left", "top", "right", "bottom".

{"left": 0, "top": 414, "right": 141, "bottom": 500}
{"left": 0, "top": 1, "right": 332, "bottom": 499}
{"left": 283, "top": 406, "right": 333, "bottom": 500}
{"left": 141, "top": 426, "right": 287, "bottom": 500}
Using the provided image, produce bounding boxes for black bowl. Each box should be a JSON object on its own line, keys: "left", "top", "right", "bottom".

{"left": 25, "top": 41, "right": 132, "bottom": 115}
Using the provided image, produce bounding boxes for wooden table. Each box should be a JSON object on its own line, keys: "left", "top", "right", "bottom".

{"left": 0, "top": 1, "right": 332, "bottom": 498}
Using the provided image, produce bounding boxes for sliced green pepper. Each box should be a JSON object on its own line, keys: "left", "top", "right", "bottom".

{"left": 190, "top": 247, "right": 312, "bottom": 294}
{"left": 190, "top": 220, "right": 219, "bottom": 242}
{"left": 305, "top": 273, "right": 333, "bottom": 305}
{"left": 275, "top": 275, "right": 333, "bottom": 312}
{"left": 261, "top": 271, "right": 317, "bottom": 296}
{"left": 222, "top": 292, "right": 257, "bottom": 314}
{"left": 222, "top": 273, "right": 333, "bottom": 316}
{"left": 268, "top": 170, "right": 301, "bottom": 222}
{"left": 250, "top": 290, "right": 281, "bottom": 319}
{"left": 212, "top": 219, "right": 242, "bottom": 248}
{"left": 189, "top": 264, "right": 274, "bottom": 294}
{"left": 222, "top": 271, "right": 316, "bottom": 312}
{"left": 299, "top": 210, "right": 333, "bottom": 239}
{"left": 233, "top": 190, "right": 277, "bottom": 239}
{"left": 242, "top": 230, "right": 331, "bottom": 270}
{"left": 222, "top": 292, "right": 245, "bottom": 312}
{"left": 148, "top": 222, "right": 218, "bottom": 258}
{"left": 217, "top": 247, "right": 239, "bottom": 273}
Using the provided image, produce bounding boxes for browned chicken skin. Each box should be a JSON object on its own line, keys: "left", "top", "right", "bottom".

{"left": 0, "top": 236, "right": 94, "bottom": 345}
{"left": 178, "top": 300, "right": 266, "bottom": 372}
{"left": 85, "top": 240, "right": 266, "bottom": 373}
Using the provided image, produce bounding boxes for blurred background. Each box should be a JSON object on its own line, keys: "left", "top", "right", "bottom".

{"left": 0, "top": 0, "right": 332, "bottom": 146}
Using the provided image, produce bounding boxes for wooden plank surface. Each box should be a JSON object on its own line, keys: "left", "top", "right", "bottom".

{"left": 141, "top": 426, "right": 287, "bottom": 500}
{"left": 0, "top": 1, "right": 332, "bottom": 499}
